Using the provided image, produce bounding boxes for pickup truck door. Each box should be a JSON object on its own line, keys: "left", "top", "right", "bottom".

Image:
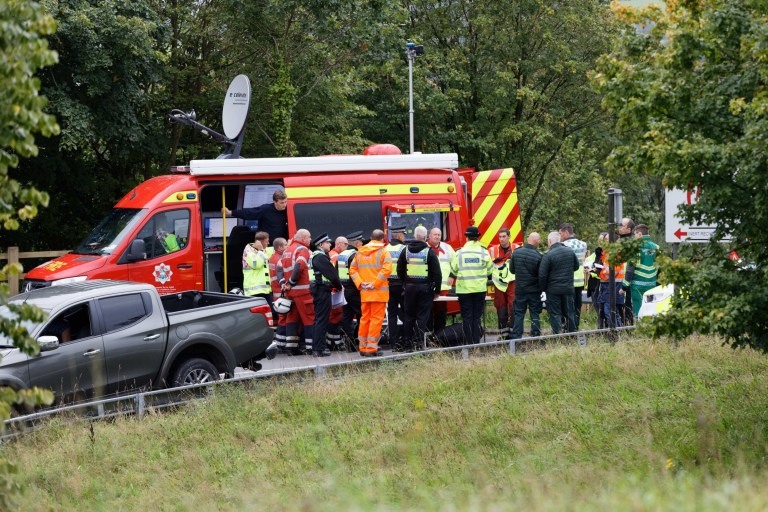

{"left": 30, "top": 302, "right": 107, "bottom": 400}
{"left": 95, "top": 291, "right": 167, "bottom": 394}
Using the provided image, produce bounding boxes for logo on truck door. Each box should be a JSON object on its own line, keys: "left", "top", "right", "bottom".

{"left": 152, "top": 263, "right": 173, "bottom": 285}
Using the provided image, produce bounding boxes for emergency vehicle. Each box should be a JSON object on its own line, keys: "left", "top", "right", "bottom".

{"left": 23, "top": 144, "right": 522, "bottom": 294}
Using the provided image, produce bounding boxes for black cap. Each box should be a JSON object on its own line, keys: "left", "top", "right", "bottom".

{"left": 313, "top": 233, "right": 331, "bottom": 246}
{"left": 390, "top": 225, "right": 406, "bottom": 234}
{"left": 346, "top": 230, "right": 363, "bottom": 242}
{"left": 465, "top": 226, "right": 481, "bottom": 238}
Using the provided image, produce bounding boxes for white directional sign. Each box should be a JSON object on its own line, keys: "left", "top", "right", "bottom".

{"left": 665, "top": 188, "right": 729, "bottom": 243}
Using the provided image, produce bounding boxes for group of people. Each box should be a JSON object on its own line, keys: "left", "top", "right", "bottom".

{"left": 224, "top": 190, "right": 658, "bottom": 355}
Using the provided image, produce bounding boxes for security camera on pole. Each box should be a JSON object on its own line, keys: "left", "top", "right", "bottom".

{"left": 406, "top": 42, "right": 424, "bottom": 154}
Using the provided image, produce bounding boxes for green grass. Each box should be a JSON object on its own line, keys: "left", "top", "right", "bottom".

{"left": 5, "top": 335, "right": 768, "bottom": 511}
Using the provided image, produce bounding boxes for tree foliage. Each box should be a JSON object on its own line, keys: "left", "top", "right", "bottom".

{"left": 0, "top": 0, "right": 58, "bottom": 506}
{"left": 595, "top": 0, "right": 768, "bottom": 350}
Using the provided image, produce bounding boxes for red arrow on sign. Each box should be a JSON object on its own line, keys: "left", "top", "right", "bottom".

{"left": 674, "top": 228, "right": 688, "bottom": 239}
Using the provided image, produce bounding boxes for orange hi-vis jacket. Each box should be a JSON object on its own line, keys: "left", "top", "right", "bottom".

{"left": 350, "top": 240, "right": 392, "bottom": 302}
{"left": 598, "top": 250, "right": 625, "bottom": 282}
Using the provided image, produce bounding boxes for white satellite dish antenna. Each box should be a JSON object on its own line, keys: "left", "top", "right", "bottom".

{"left": 222, "top": 74, "right": 251, "bottom": 140}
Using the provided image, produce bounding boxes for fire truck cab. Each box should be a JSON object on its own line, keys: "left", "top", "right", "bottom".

{"left": 24, "top": 145, "right": 522, "bottom": 294}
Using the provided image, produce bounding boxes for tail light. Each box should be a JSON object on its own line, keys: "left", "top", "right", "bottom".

{"left": 250, "top": 304, "right": 274, "bottom": 327}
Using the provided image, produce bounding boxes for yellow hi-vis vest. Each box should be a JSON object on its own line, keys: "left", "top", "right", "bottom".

{"left": 450, "top": 240, "right": 492, "bottom": 294}
{"left": 243, "top": 246, "right": 270, "bottom": 296}
{"left": 385, "top": 243, "right": 406, "bottom": 280}
{"left": 405, "top": 248, "right": 430, "bottom": 279}
{"left": 431, "top": 242, "right": 455, "bottom": 291}
{"left": 337, "top": 248, "right": 356, "bottom": 283}
{"left": 309, "top": 250, "right": 331, "bottom": 285}
{"left": 491, "top": 263, "right": 510, "bottom": 292}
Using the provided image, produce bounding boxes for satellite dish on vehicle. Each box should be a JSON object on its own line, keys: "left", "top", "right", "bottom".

{"left": 222, "top": 74, "right": 251, "bottom": 140}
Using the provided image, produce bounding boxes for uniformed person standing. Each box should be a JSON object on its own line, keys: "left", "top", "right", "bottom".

{"left": 397, "top": 225, "right": 442, "bottom": 352}
{"left": 350, "top": 229, "right": 392, "bottom": 356}
{"left": 242, "top": 231, "right": 272, "bottom": 306}
{"left": 309, "top": 233, "right": 343, "bottom": 357}
{"left": 385, "top": 226, "right": 407, "bottom": 348}
{"left": 281, "top": 229, "right": 315, "bottom": 354}
{"left": 337, "top": 231, "right": 364, "bottom": 350}
{"left": 451, "top": 226, "right": 492, "bottom": 344}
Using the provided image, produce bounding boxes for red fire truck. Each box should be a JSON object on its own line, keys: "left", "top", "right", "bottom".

{"left": 24, "top": 144, "right": 522, "bottom": 294}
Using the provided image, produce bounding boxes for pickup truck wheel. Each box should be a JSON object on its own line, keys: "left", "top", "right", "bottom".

{"left": 171, "top": 358, "right": 220, "bottom": 387}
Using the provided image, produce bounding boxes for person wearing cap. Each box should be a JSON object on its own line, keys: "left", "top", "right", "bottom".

{"left": 337, "top": 230, "right": 364, "bottom": 349}
{"left": 427, "top": 227, "right": 456, "bottom": 333}
{"left": 397, "top": 225, "right": 442, "bottom": 352}
{"left": 350, "top": 229, "right": 392, "bottom": 356}
{"left": 309, "top": 233, "right": 343, "bottom": 357}
{"left": 488, "top": 227, "right": 518, "bottom": 339}
{"left": 450, "top": 226, "right": 493, "bottom": 344}
{"left": 280, "top": 228, "right": 315, "bottom": 354}
{"left": 384, "top": 225, "right": 407, "bottom": 348}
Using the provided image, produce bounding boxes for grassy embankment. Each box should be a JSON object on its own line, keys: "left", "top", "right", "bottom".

{"left": 5, "top": 335, "right": 768, "bottom": 511}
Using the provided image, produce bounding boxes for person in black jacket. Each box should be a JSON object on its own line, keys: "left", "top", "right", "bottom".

{"left": 309, "top": 233, "right": 343, "bottom": 357}
{"left": 222, "top": 189, "right": 289, "bottom": 242}
{"left": 539, "top": 231, "right": 580, "bottom": 334}
{"left": 396, "top": 225, "right": 442, "bottom": 351}
{"left": 509, "top": 232, "right": 543, "bottom": 339}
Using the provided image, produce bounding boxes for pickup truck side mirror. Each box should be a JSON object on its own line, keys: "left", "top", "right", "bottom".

{"left": 37, "top": 336, "right": 60, "bottom": 352}
{"left": 125, "top": 239, "right": 147, "bottom": 262}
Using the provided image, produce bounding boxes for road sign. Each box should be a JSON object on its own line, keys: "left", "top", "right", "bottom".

{"left": 665, "top": 188, "right": 730, "bottom": 243}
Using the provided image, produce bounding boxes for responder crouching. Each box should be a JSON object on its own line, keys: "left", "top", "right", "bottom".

{"left": 397, "top": 225, "right": 442, "bottom": 352}
{"left": 309, "top": 233, "right": 343, "bottom": 357}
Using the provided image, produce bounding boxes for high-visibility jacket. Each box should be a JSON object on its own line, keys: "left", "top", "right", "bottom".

{"left": 385, "top": 242, "right": 406, "bottom": 280}
{"left": 269, "top": 250, "right": 284, "bottom": 299}
{"left": 450, "top": 240, "right": 492, "bottom": 294}
{"left": 598, "top": 250, "right": 625, "bottom": 282}
{"left": 350, "top": 240, "right": 392, "bottom": 302}
{"left": 309, "top": 250, "right": 332, "bottom": 285}
{"left": 405, "top": 247, "right": 430, "bottom": 279}
{"left": 488, "top": 243, "right": 517, "bottom": 291}
{"left": 561, "top": 236, "right": 588, "bottom": 287}
{"left": 429, "top": 241, "right": 455, "bottom": 291}
{"left": 243, "top": 245, "right": 270, "bottom": 296}
{"left": 624, "top": 235, "right": 659, "bottom": 287}
{"left": 281, "top": 240, "right": 312, "bottom": 296}
{"left": 336, "top": 248, "right": 357, "bottom": 284}
{"left": 157, "top": 231, "right": 180, "bottom": 253}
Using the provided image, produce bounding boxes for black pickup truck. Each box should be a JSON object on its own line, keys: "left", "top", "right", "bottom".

{"left": 0, "top": 280, "right": 276, "bottom": 402}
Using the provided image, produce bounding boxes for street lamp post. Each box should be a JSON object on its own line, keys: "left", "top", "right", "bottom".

{"left": 607, "top": 187, "right": 624, "bottom": 336}
{"left": 406, "top": 42, "right": 424, "bottom": 154}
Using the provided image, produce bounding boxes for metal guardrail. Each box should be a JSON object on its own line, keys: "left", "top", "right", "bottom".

{"left": 2, "top": 325, "right": 635, "bottom": 441}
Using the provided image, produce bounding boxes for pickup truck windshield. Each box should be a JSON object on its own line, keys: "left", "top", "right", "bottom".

{"left": 73, "top": 208, "right": 148, "bottom": 255}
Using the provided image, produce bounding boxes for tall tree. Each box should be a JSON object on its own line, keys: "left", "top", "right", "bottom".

{"left": 368, "top": 0, "right": 620, "bottom": 231}
{"left": 8, "top": 0, "right": 167, "bottom": 251}
{"left": 594, "top": 0, "right": 768, "bottom": 350}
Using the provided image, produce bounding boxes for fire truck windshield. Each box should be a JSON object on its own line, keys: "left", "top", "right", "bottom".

{"left": 73, "top": 208, "right": 148, "bottom": 255}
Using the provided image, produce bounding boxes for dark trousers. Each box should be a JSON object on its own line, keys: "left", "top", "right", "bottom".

{"left": 402, "top": 282, "right": 434, "bottom": 349}
{"left": 459, "top": 292, "right": 485, "bottom": 344}
{"left": 493, "top": 282, "right": 515, "bottom": 335}
{"left": 547, "top": 292, "right": 576, "bottom": 334}
{"left": 342, "top": 284, "right": 362, "bottom": 346}
{"left": 511, "top": 292, "right": 542, "bottom": 339}
{"left": 598, "top": 282, "right": 624, "bottom": 328}
{"left": 386, "top": 281, "right": 403, "bottom": 346}
{"left": 311, "top": 285, "right": 331, "bottom": 353}
{"left": 572, "top": 286, "right": 583, "bottom": 330}
{"left": 428, "top": 299, "right": 448, "bottom": 333}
